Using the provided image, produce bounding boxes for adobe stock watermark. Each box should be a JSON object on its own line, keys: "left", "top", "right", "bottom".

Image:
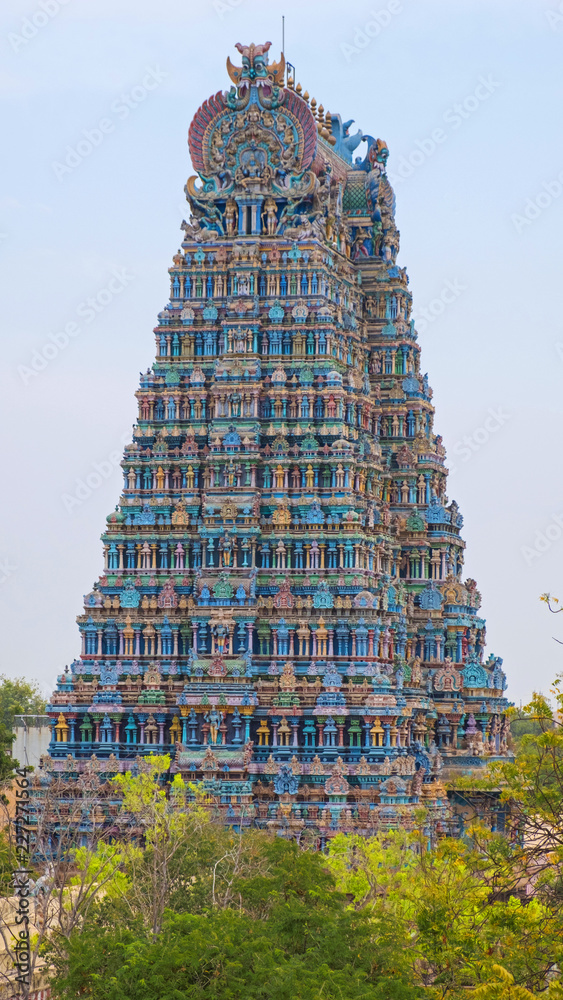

{"left": 511, "top": 169, "right": 563, "bottom": 233}
{"left": 0, "top": 558, "right": 17, "bottom": 586}
{"left": 17, "top": 268, "right": 134, "bottom": 385}
{"left": 8, "top": 0, "right": 72, "bottom": 54}
{"left": 212, "top": 0, "right": 244, "bottom": 16}
{"left": 521, "top": 513, "right": 563, "bottom": 567}
{"left": 52, "top": 67, "right": 168, "bottom": 181}
{"left": 340, "top": 1, "right": 403, "bottom": 62}
{"left": 61, "top": 432, "right": 129, "bottom": 514}
{"left": 411, "top": 278, "right": 466, "bottom": 335}
{"left": 546, "top": 1, "right": 563, "bottom": 28}
{"left": 447, "top": 407, "right": 510, "bottom": 476}
{"left": 388, "top": 75, "right": 502, "bottom": 184}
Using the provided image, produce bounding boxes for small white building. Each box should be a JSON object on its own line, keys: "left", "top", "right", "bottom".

{"left": 12, "top": 715, "right": 51, "bottom": 770}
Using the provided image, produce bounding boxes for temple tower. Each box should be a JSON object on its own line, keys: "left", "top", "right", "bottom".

{"left": 43, "top": 41, "right": 509, "bottom": 840}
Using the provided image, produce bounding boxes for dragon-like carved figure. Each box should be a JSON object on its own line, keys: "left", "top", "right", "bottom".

{"left": 227, "top": 41, "right": 285, "bottom": 86}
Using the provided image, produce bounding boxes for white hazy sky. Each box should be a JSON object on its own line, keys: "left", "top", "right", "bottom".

{"left": 0, "top": 0, "right": 562, "bottom": 704}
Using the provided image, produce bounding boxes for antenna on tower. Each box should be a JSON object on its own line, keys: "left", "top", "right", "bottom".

{"left": 282, "top": 14, "right": 285, "bottom": 57}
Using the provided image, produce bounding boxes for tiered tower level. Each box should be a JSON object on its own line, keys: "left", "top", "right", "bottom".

{"left": 45, "top": 43, "right": 509, "bottom": 838}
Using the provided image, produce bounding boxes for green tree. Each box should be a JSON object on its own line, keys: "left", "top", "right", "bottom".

{"left": 475, "top": 683, "right": 563, "bottom": 910}
{"left": 0, "top": 675, "right": 46, "bottom": 730}
{"left": 109, "top": 756, "right": 278, "bottom": 928}
{"left": 49, "top": 836, "right": 419, "bottom": 1000}
{"left": 48, "top": 811, "right": 563, "bottom": 999}
{"left": 0, "top": 727, "right": 16, "bottom": 783}
{"left": 42, "top": 657, "right": 563, "bottom": 1000}
{"left": 111, "top": 756, "right": 218, "bottom": 935}
{"left": 510, "top": 710, "right": 549, "bottom": 751}
{"left": 327, "top": 827, "right": 563, "bottom": 997}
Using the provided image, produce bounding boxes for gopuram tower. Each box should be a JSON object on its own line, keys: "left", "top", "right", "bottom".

{"left": 44, "top": 42, "right": 510, "bottom": 839}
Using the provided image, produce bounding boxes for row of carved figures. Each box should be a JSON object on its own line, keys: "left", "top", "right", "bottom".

{"left": 118, "top": 464, "right": 444, "bottom": 500}
{"left": 102, "top": 538, "right": 460, "bottom": 578}
{"left": 51, "top": 709, "right": 508, "bottom": 754}
{"left": 136, "top": 393, "right": 430, "bottom": 432}
{"left": 169, "top": 267, "right": 351, "bottom": 302}
{"left": 156, "top": 330, "right": 389, "bottom": 365}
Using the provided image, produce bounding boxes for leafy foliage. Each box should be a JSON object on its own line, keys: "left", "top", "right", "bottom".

{"left": 510, "top": 710, "right": 551, "bottom": 750}
{"left": 327, "top": 829, "right": 562, "bottom": 996}
{"left": 48, "top": 808, "right": 563, "bottom": 999}
{"left": 43, "top": 655, "right": 563, "bottom": 1000}
{"left": 51, "top": 836, "right": 420, "bottom": 1000}
{"left": 0, "top": 675, "right": 46, "bottom": 729}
